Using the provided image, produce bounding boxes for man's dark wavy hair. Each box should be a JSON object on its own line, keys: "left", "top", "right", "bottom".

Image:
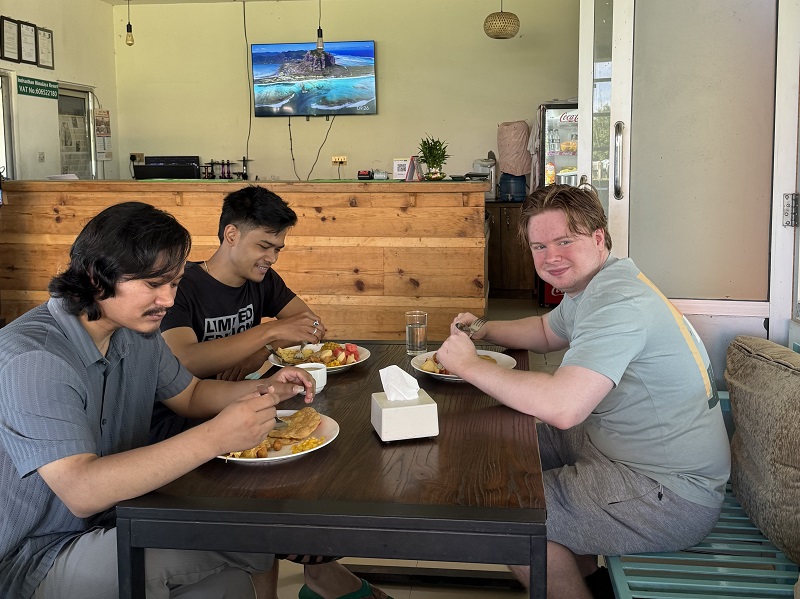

{"left": 218, "top": 185, "right": 297, "bottom": 241}
{"left": 49, "top": 202, "right": 192, "bottom": 320}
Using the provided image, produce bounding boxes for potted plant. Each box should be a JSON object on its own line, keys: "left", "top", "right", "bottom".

{"left": 417, "top": 135, "right": 450, "bottom": 180}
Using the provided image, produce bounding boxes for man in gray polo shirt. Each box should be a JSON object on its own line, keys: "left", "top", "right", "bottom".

{"left": 438, "top": 185, "right": 730, "bottom": 599}
{"left": 0, "top": 202, "right": 316, "bottom": 599}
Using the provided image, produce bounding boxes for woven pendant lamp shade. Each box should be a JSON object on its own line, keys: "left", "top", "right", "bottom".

{"left": 484, "top": 10, "right": 520, "bottom": 39}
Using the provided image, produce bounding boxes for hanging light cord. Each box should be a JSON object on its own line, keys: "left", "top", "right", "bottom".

{"left": 241, "top": 0, "right": 252, "bottom": 168}
{"left": 127, "top": 0, "right": 131, "bottom": 24}
{"left": 318, "top": 0, "right": 322, "bottom": 29}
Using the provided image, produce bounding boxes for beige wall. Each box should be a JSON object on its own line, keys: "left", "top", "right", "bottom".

{"left": 0, "top": 0, "right": 120, "bottom": 179}
{"left": 111, "top": 0, "right": 579, "bottom": 181}
{"left": 1, "top": 0, "right": 579, "bottom": 182}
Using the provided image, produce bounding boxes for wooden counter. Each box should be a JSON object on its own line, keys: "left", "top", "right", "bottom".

{"left": 0, "top": 180, "right": 489, "bottom": 340}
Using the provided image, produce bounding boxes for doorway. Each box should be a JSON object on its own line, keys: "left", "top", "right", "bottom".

{"left": 58, "top": 88, "right": 95, "bottom": 179}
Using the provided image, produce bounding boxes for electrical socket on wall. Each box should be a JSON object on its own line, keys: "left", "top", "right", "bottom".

{"left": 130, "top": 152, "right": 145, "bottom": 163}
{"left": 38, "top": 152, "right": 45, "bottom": 162}
{"left": 331, "top": 155, "right": 347, "bottom": 165}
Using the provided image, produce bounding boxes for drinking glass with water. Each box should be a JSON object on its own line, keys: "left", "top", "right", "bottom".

{"left": 405, "top": 311, "right": 427, "bottom": 355}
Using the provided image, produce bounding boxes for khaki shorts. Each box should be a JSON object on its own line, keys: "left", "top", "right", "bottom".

{"left": 34, "top": 526, "right": 272, "bottom": 599}
{"left": 538, "top": 422, "right": 721, "bottom": 556}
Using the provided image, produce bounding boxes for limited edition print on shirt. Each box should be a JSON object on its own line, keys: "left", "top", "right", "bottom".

{"left": 203, "top": 304, "right": 255, "bottom": 340}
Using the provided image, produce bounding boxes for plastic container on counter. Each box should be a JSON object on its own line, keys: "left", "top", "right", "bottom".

{"left": 498, "top": 173, "right": 527, "bottom": 202}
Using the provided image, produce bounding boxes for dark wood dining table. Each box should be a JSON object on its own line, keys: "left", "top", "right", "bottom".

{"left": 116, "top": 342, "right": 547, "bottom": 598}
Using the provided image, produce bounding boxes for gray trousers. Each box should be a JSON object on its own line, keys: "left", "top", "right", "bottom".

{"left": 33, "top": 527, "right": 273, "bottom": 599}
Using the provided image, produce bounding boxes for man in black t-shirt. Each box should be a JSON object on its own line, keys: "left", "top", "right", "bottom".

{"left": 153, "top": 186, "right": 393, "bottom": 599}
{"left": 152, "top": 186, "right": 326, "bottom": 440}
{"left": 160, "top": 186, "right": 325, "bottom": 381}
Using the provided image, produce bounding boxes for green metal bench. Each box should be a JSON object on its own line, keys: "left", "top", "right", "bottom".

{"left": 607, "top": 394, "right": 798, "bottom": 598}
{"left": 607, "top": 483, "right": 798, "bottom": 598}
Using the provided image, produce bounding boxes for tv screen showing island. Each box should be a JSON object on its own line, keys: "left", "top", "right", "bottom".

{"left": 251, "top": 41, "right": 376, "bottom": 117}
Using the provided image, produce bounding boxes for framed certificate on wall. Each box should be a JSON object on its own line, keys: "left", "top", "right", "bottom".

{"left": 19, "top": 21, "right": 37, "bottom": 65}
{"left": 1, "top": 16, "right": 20, "bottom": 63}
{"left": 37, "top": 27, "right": 54, "bottom": 69}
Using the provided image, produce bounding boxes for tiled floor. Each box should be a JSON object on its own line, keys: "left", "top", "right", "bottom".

{"left": 275, "top": 297, "right": 560, "bottom": 599}
{"left": 277, "top": 559, "right": 520, "bottom": 599}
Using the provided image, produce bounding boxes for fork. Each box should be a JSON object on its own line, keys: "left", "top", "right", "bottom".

{"left": 456, "top": 317, "right": 488, "bottom": 339}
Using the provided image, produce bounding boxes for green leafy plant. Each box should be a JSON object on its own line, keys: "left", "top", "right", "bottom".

{"left": 417, "top": 136, "right": 450, "bottom": 170}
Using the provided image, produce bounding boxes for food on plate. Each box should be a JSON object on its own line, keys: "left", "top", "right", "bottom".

{"left": 268, "top": 407, "right": 322, "bottom": 440}
{"left": 292, "top": 436, "right": 325, "bottom": 454}
{"left": 420, "top": 358, "right": 440, "bottom": 373}
{"left": 223, "top": 407, "right": 322, "bottom": 459}
{"left": 275, "top": 342, "right": 360, "bottom": 368}
{"left": 228, "top": 438, "right": 271, "bottom": 459}
{"left": 227, "top": 435, "right": 284, "bottom": 459}
{"left": 420, "top": 352, "right": 497, "bottom": 375}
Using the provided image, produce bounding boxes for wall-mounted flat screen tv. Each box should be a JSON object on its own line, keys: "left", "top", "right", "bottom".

{"left": 251, "top": 41, "right": 376, "bottom": 117}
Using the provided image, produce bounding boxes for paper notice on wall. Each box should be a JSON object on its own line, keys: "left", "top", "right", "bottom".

{"left": 95, "top": 109, "right": 113, "bottom": 161}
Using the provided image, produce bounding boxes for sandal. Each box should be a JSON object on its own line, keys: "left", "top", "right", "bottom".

{"left": 298, "top": 578, "right": 393, "bottom": 599}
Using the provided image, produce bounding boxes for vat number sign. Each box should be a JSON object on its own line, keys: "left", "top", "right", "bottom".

{"left": 18, "top": 76, "right": 58, "bottom": 99}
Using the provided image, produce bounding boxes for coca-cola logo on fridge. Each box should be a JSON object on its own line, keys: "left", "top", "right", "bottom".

{"left": 559, "top": 111, "right": 578, "bottom": 123}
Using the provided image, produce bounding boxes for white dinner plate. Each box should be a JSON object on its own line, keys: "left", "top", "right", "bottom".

{"left": 267, "top": 343, "right": 370, "bottom": 374}
{"left": 216, "top": 410, "right": 339, "bottom": 464}
{"left": 410, "top": 349, "right": 517, "bottom": 382}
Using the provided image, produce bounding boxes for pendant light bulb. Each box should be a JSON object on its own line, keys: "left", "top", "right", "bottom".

{"left": 315, "top": 0, "right": 324, "bottom": 51}
{"left": 125, "top": 0, "right": 135, "bottom": 46}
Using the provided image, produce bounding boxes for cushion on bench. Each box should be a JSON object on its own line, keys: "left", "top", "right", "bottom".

{"left": 725, "top": 335, "right": 800, "bottom": 564}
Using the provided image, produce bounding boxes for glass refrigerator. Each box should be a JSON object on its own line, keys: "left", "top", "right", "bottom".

{"left": 534, "top": 101, "right": 578, "bottom": 307}
{"left": 537, "top": 101, "right": 579, "bottom": 189}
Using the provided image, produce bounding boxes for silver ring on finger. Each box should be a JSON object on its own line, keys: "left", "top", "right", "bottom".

{"left": 312, "top": 327, "right": 318, "bottom": 337}
{"left": 312, "top": 320, "right": 320, "bottom": 327}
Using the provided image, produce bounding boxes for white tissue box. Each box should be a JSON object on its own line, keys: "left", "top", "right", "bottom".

{"left": 370, "top": 389, "right": 439, "bottom": 442}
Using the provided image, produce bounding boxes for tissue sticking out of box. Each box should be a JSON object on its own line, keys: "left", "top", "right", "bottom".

{"left": 379, "top": 365, "right": 420, "bottom": 402}
{"left": 372, "top": 368, "right": 438, "bottom": 442}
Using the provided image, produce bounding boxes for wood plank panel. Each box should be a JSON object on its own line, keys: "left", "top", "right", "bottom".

{"left": 307, "top": 301, "right": 482, "bottom": 341}
{"left": 0, "top": 181, "right": 487, "bottom": 338}
{"left": 0, "top": 245, "right": 72, "bottom": 290}
{"left": 289, "top": 206, "right": 484, "bottom": 238}
{"left": 0, "top": 180, "right": 488, "bottom": 200}
{"left": 384, "top": 247, "right": 485, "bottom": 298}
{"left": 272, "top": 248, "right": 385, "bottom": 296}
{"left": 0, "top": 206, "right": 484, "bottom": 239}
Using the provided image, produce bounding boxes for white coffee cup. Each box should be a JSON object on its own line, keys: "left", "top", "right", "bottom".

{"left": 296, "top": 362, "right": 327, "bottom": 393}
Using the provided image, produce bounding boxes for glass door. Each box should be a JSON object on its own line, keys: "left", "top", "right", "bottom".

{"left": 578, "top": 0, "right": 629, "bottom": 256}
{"left": 791, "top": 55, "right": 800, "bottom": 349}
{"left": 58, "top": 88, "right": 96, "bottom": 180}
{"left": 578, "top": 0, "right": 800, "bottom": 379}
{"left": 577, "top": 0, "right": 612, "bottom": 211}
{"left": 0, "top": 71, "right": 15, "bottom": 180}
